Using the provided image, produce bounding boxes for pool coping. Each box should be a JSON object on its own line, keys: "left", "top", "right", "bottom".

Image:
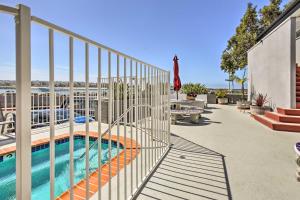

{"left": 0, "top": 131, "right": 140, "bottom": 200}
{"left": 56, "top": 131, "right": 140, "bottom": 200}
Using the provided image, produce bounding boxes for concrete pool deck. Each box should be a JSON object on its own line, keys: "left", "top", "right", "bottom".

{"left": 137, "top": 104, "right": 300, "bottom": 200}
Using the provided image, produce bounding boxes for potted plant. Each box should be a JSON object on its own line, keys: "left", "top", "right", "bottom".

{"left": 216, "top": 90, "right": 228, "bottom": 104}
{"left": 250, "top": 93, "right": 268, "bottom": 115}
{"left": 181, "top": 83, "right": 208, "bottom": 101}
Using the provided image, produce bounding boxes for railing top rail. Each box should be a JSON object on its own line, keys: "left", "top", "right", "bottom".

{"left": 0, "top": 4, "right": 18, "bottom": 15}
{"left": 31, "top": 16, "right": 168, "bottom": 72}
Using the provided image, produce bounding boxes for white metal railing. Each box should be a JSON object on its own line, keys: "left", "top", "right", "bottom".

{"left": 0, "top": 4, "right": 170, "bottom": 200}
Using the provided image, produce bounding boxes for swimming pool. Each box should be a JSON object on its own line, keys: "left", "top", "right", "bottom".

{"left": 0, "top": 136, "right": 121, "bottom": 200}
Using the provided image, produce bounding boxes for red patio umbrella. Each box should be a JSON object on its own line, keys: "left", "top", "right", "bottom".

{"left": 173, "top": 55, "right": 181, "bottom": 100}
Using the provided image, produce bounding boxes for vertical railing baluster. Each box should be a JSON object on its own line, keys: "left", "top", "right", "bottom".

{"left": 151, "top": 67, "right": 154, "bottom": 168}
{"left": 69, "top": 36, "right": 74, "bottom": 200}
{"left": 49, "top": 28, "right": 55, "bottom": 200}
{"left": 116, "top": 54, "right": 120, "bottom": 200}
{"left": 97, "top": 47, "right": 102, "bottom": 200}
{"left": 139, "top": 63, "right": 143, "bottom": 182}
{"left": 156, "top": 68, "right": 159, "bottom": 161}
{"left": 85, "top": 43, "right": 90, "bottom": 200}
{"left": 160, "top": 70, "right": 162, "bottom": 156}
{"left": 135, "top": 61, "right": 138, "bottom": 189}
{"left": 123, "top": 57, "right": 127, "bottom": 199}
{"left": 144, "top": 64, "right": 147, "bottom": 176}
{"left": 153, "top": 68, "right": 156, "bottom": 163}
{"left": 108, "top": 51, "right": 112, "bottom": 200}
{"left": 130, "top": 59, "right": 133, "bottom": 195}
{"left": 147, "top": 66, "right": 150, "bottom": 172}
{"left": 167, "top": 72, "right": 171, "bottom": 146}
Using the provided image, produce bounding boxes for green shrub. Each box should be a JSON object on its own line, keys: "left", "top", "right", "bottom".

{"left": 181, "top": 83, "right": 208, "bottom": 97}
{"left": 216, "top": 90, "right": 227, "bottom": 98}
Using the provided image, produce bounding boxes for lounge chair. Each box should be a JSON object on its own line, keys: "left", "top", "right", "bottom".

{"left": 0, "top": 107, "right": 15, "bottom": 134}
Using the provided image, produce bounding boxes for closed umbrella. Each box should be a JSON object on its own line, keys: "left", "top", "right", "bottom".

{"left": 173, "top": 55, "right": 181, "bottom": 100}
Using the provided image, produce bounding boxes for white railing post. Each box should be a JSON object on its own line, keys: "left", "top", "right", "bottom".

{"left": 167, "top": 72, "right": 171, "bottom": 146}
{"left": 49, "top": 28, "right": 55, "bottom": 200}
{"left": 15, "top": 4, "right": 31, "bottom": 200}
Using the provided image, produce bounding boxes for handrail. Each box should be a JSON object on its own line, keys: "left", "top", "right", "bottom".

{"left": 0, "top": 5, "right": 18, "bottom": 15}
{"left": 78, "top": 103, "right": 168, "bottom": 160}
{"left": 79, "top": 104, "right": 145, "bottom": 159}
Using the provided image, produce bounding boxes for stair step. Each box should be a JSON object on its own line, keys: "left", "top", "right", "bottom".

{"left": 297, "top": 97, "right": 300, "bottom": 102}
{"left": 277, "top": 107, "right": 300, "bottom": 116}
{"left": 297, "top": 92, "right": 300, "bottom": 97}
{"left": 297, "top": 103, "right": 300, "bottom": 109}
{"left": 297, "top": 86, "right": 300, "bottom": 91}
{"left": 265, "top": 111, "right": 300, "bottom": 123}
{"left": 253, "top": 114, "right": 300, "bottom": 132}
{"left": 297, "top": 77, "right": 300, "bottom": 82}
{"left": 297, "top": 82, "right": 300, "bottom": 86}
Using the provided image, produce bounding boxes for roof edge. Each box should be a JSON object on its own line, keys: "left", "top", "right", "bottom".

{"left": 256, "top": 0, "right": 300, "bottom": 42}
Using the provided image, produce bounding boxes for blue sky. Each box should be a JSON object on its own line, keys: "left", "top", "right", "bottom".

{"left": 0, "top": 0, "right": 290, "bottom": 88}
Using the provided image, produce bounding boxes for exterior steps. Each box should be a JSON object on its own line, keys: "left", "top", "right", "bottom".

{"left": 253, "top": 114, "right": 300, "bottom": 133}
{"left": 277, "top": 107, "right": 300, "bottom": 116}
{"left": 253, "top": 107, "right": 300, "bottom": 132}
{"left": 265, "top": 111, "right": 300, "bottom": 123}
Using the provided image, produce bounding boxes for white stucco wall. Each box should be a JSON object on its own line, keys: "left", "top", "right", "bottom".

{"left": 248, "top": 18, "right": 296, "bottom": 109}
{"left": 296, "top": 37, "right": 300, "bottom": 64}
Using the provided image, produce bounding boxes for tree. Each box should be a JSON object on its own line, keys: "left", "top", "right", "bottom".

{"left": 284, "top": 0, "right": 297, "bottom": 10}
{"left": 234, "top": 3, "right": 259, "bottom": 69}
{"left": 259, "top": 0, "right": 282, "bottom": 31}
{"left": 221, "top": 35, "right": 239, "bottom": 91}
{"left": 233, "top": 69, "right": 247, "bottom": 100}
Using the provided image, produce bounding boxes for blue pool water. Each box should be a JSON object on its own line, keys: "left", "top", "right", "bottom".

{"left": 0, "top": 137, "right": 121, "bottom": 200}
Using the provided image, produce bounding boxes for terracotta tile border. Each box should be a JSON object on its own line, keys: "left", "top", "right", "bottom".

{"left": 57, "top": 131, "right": 140, "bottom": 200}
{"left": 0, "top": 131, "right": 140, "bottom": 200}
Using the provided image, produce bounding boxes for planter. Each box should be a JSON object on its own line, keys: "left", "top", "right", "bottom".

{"left": 217, "top": 98, "right": 228, "bottom": 105}
{"left": 186, "top": 95, "right": 196, "bottom": 101}
{"left": 236, "top": 100, "right": 250, "bottom": 109}
{"left": 197, "top": 94, "right": 217, "bottom": 104}
{"left": 250, "top": 105, "right": 265, "bottom": 115}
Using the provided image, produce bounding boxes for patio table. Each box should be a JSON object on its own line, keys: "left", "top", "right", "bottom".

{"left": 171, "top": 109, "right": 203, "bottom": 124}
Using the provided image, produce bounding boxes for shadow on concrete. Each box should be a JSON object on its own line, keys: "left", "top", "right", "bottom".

{"left": 135, "top": 133, "right": 232, "bottom": 200}
{"left": 205, "top": 106, "right": 220, "bottom": 110}
{"left": 175, "top": 116, "right": 222, "bottom": 127}
{"left": 0, "top": 134, "right": 15, "bottom": 146}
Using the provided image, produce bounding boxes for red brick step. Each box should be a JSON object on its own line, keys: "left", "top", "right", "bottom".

{"left": 277, "top": 107, "right": 300, "bottom": 116}
{"left": 253, "top": 114, "right": 300, "bottom": 133}
{"left": 265, "top": 111, "right": 300, "bottom": 123}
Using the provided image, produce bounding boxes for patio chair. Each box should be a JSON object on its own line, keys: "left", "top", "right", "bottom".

{"left": 0, "top": 107, "right": 15, "bottom": 134}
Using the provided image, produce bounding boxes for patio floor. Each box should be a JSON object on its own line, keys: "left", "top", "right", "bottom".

{"left": 136, "top": 104, "right": 300, "bottom": 200}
